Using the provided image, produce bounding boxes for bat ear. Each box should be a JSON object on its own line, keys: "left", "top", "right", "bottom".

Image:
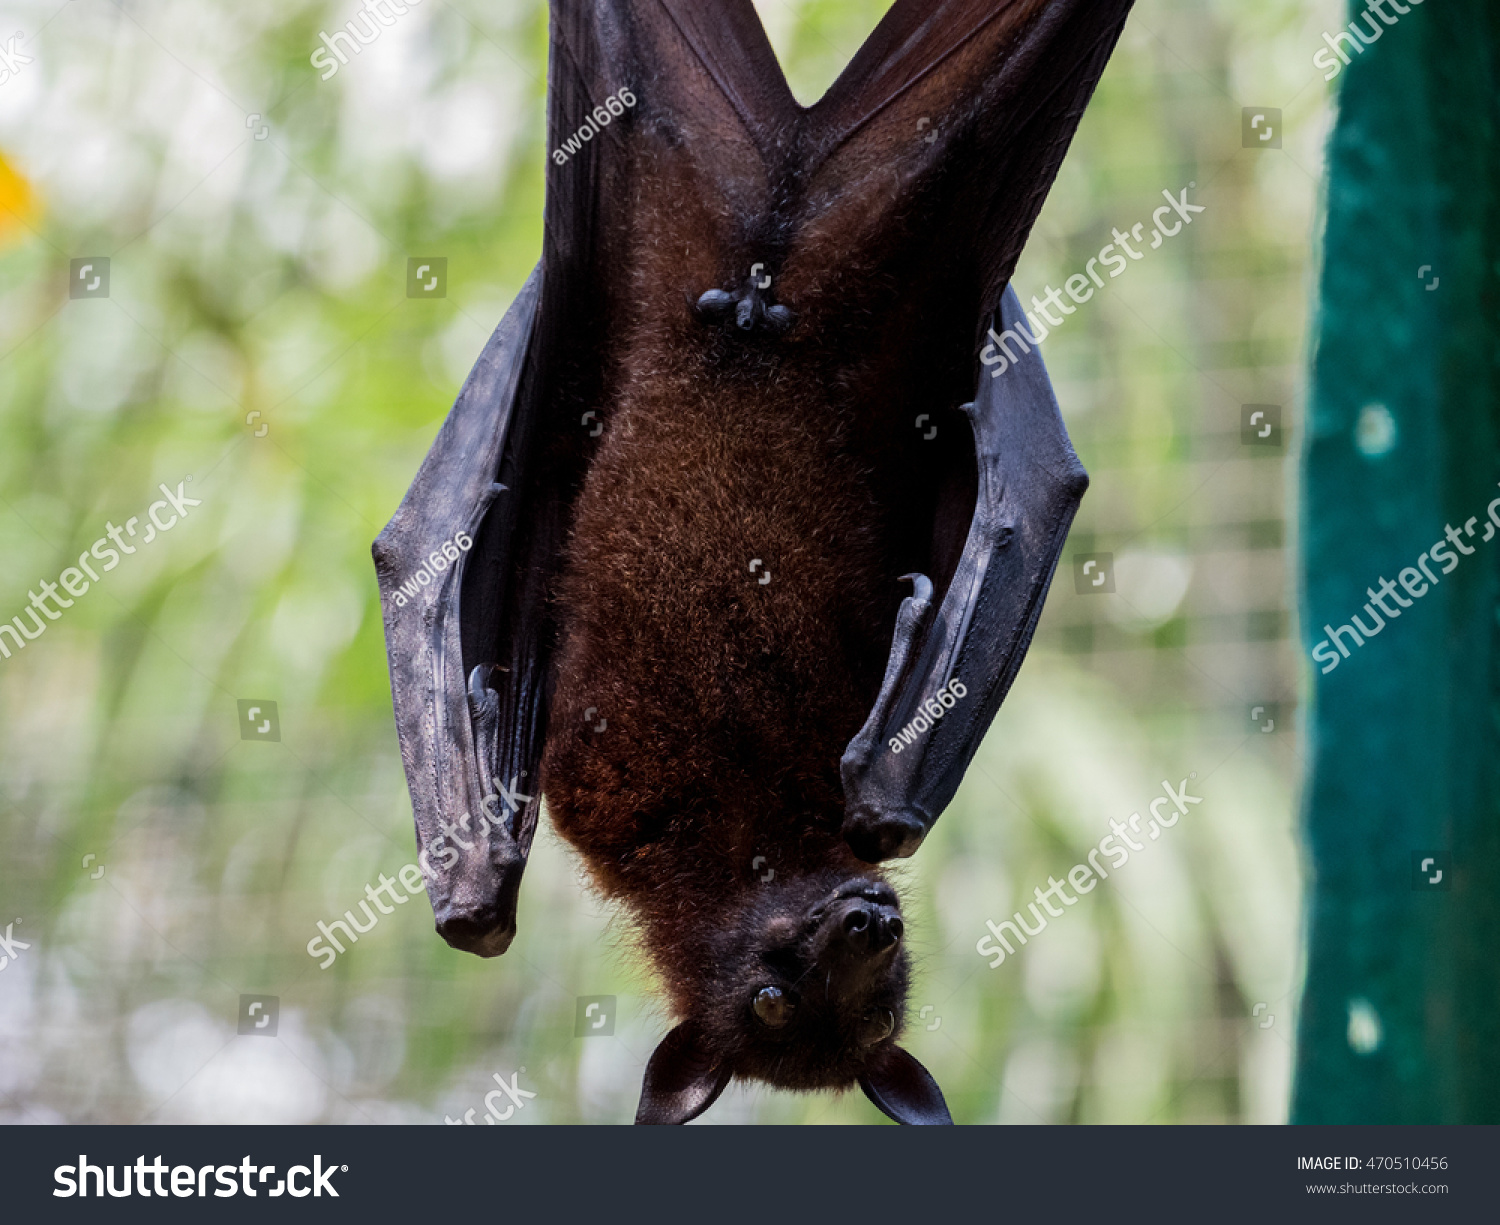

{"left": 634, "top": 1023, "right": 732, "bottom": 1125}
{"left": 858, "top": 1045, "right": 953, "bottom": 1125}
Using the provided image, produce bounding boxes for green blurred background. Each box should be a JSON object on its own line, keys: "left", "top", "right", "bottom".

{"left": 0, "top": 0, "right": 1339, "bottom": 1123}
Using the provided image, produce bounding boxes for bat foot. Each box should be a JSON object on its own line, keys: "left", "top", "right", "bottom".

{"left": 693, "top": 285, "right": 796, "bottom": 337}
{"left": 842, "top": 808, "right": 927, "bottom": 863}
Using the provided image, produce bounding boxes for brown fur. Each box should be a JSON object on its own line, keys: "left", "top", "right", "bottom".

{"left": 539, "top": 132, "right": 973, "bottom": 1019}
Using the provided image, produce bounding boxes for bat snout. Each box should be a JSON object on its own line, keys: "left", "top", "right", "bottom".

{"left": 839, "top": 903, "right": 904, "bottom": 956}
{"left": 816, "top": 881, "right": 905, "bottom": 962}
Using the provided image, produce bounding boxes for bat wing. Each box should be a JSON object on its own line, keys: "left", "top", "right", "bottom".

{"left": 807, "top": 0, "right": 1135, "bottom": 322}
{"left": 839, "top": 286, "right": 1087, "bottom": 860}
{"left": 373, "top": 270, "right": 544, "bottom": 957}
{"left": 373, "top": 0, "right": 802, "bottom": 957}
{"left": 785, "top": 0, "right": 1132, "bottom": 860}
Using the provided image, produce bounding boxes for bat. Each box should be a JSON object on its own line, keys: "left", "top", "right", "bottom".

{"left": 374, "top": 0, "right": 1133, "bottom": 1124}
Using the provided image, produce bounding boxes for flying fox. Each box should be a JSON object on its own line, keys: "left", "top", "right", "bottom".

{"left": 375, "top": 0, "right": 1133, "bottom": 1124}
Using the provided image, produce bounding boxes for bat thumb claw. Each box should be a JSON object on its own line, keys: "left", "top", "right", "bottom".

{"left": 897, "top": 573, "right": 934, "bottom": 605}
{"left": 467, "top": 663, "right": 500, "bottom": 710}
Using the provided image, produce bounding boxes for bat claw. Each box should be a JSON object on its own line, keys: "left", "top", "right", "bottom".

{"left": 898, "top": 573, "right": 934, "bottom": 603}
{"left": 467, "top": 664, "right": 503, "bottom": 809}
{"left": 467, "top": 663, "right": 500, "bottom": 710}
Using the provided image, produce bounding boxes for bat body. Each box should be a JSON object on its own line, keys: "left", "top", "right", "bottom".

{"left": 375, "top": 0, "right": 1133, "bottom": 1123}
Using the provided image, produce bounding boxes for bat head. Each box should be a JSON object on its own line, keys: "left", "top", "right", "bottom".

{"left": 635, "top": 871, "right": 951, "bottom": 1125}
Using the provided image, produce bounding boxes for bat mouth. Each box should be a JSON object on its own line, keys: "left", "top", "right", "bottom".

{"left": 806, "top": 876, "right": 899, "bottom": 919}
{"left": 834, "top": 878, "right": 899, "bottom": 907}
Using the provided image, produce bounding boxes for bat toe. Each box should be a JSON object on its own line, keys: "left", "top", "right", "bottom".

{"left": 693, "top": 289, "right": 735, "bottom": 321}
{"left": 692, "top": 284, "right": 795, "bottom": 338}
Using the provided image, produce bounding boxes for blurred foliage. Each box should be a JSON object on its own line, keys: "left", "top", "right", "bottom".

{"left": 0, "top": 152, "right": 42, "bottom": 247}
{"left": 0, "top": 0, "right": 1336, "bottom": 1123}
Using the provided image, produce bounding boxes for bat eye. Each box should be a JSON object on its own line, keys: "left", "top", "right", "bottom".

{"left": 752, "top": 986, "right": 796, "bottom": 1028}
{"left": 858, "top": 1007, "right": 896, "bottom": 1046}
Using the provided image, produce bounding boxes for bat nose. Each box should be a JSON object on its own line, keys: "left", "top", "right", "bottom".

{"left": 840, "top": 904, "right": 903, "bottom": 954}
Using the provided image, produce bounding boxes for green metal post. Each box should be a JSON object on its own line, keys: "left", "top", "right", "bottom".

{"left": 1296, "top": 0, "right": 1500, "bottom": 1122}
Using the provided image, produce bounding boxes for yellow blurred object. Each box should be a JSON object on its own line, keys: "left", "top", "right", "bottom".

{"left": 0, "top": 150, "right": 42, "bottom": 246}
